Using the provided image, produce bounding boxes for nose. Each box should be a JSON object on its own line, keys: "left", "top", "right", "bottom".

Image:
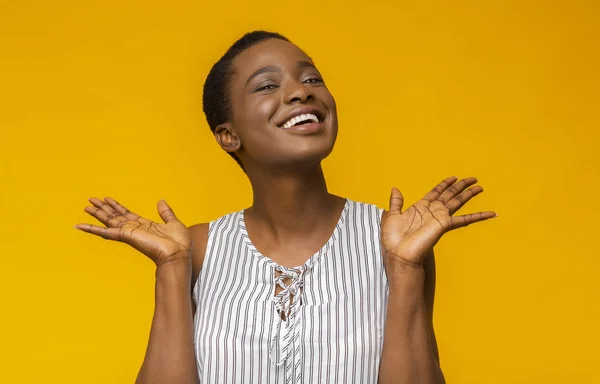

{"left": 283, "top": 79, "right": 313, "bottom": 104}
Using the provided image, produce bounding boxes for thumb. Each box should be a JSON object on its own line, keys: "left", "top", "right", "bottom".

{"left": 157, "top": 199, "right": 179, "bottom": 223}
{"left": 389, "top": 187, "right": 404, "bottom": 214}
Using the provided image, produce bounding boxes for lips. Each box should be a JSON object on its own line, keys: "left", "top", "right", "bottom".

{"left": 276, "top": 107, "right": 325, "bottom": 129}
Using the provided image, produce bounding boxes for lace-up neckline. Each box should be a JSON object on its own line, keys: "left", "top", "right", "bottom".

{"left": 238, "top": 199, "right": 350, "bottom": 369}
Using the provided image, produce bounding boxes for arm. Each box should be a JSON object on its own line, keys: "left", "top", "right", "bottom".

{"left": 135, "top": 258, "right": 199, "bottom": 384}
{"left": 136, "top": 223, "right": 208, "bottom": 384}
{"left": 75, "top": 197, "right": 204, "bottom": 384}
{"left": 378, "top": 176, "right": 496, "bottom": 383}
{"left": 378, "top": 249, "right": 445, "bottom": 384}
{"left": 423, "top": 249, "right": 440, "bottom": 363}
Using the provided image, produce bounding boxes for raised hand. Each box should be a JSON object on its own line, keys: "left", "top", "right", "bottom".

{"left": 381, "top": 176, "right": 497, "bottom": 270}
{"left": 75, "top": 198, "right": 192, "bottom": 266}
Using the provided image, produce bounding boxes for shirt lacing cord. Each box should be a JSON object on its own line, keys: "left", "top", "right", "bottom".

{"left": 268, "top": 265, "right": 306, "bottom": 367}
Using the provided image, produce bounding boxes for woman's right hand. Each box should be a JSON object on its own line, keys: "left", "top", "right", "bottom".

{"left": 75, "top": 197, "right": 192, "bottom": 266}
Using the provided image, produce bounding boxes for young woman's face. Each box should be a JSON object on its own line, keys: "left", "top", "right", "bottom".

{"left": 224, "top": 38, "right": 338, "bottom": 170}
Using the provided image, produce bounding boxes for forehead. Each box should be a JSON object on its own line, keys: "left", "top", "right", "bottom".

{"left": 231, "top": 39, "right": 312, "bottom": 79}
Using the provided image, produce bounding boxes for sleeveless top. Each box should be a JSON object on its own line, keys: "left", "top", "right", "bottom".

{"left": 192, "top": 199, "right": 389, "bottom": 383}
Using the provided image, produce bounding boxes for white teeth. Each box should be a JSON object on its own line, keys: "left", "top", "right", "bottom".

{"left": 281, "top": 113, "right": 319, "bottom": 129}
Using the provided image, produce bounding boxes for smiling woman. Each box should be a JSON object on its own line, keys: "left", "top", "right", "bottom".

{"left": 207, "top": 32, "right": 339, "bottom": 174}
{"left": 75, "top": 30, "right": 496, "bottom": 384}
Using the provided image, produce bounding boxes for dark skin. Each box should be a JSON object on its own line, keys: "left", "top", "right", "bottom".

{"left": 201, "top": 39, "right": 349, "bottom": 311}
{"left": 76, "top": 38, "right": 496, "bottom": 383}
{"left": 211, "top": 39, "right": 346, "bottom": 293}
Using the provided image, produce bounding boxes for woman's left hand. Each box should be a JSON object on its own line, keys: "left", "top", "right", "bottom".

{"left": 381, "top": 176, "right": 497, "bottom": 272}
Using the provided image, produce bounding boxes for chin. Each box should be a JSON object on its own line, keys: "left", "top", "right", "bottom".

{"left": 286, "top": 140, "right": 336, "bottom": 167}
{"left": 258, "top": 125, "right": 338, "bottom": 168}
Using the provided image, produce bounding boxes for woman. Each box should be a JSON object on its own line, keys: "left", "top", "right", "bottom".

{"left": 75, "top": 31, "right": 496, "bottom": 384}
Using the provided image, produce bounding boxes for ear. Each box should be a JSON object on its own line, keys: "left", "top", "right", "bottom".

{"left": 215, "top": 123, "right": 241, "bottom": 153}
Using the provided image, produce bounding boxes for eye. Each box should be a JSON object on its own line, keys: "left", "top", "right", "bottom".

{"left": 303, "top": 77, "right": 323, "bottom": 84}
{"left": 254, "top": 83, "right": 278, "bottom": 92}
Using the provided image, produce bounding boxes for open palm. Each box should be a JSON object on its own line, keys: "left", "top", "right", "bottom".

{"left": 75, "top": 197, "right": 192, "bottom": 266}
{"left": 381, "top": 176, "right": 496, "bottom": 268}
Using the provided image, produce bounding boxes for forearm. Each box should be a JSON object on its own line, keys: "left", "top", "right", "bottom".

{"left": 135, "top": 259, "right": 199, "bottom": 384}
{"left": 379, "top": 265, "right": 445, "bottom": 384}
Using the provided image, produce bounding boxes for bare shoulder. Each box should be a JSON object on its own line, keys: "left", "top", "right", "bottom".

{"left": 188, "top": 223, "right": 209, "bottom": 287}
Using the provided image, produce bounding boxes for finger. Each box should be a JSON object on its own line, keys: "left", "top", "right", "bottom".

{"left": 438, "top": 177, "right": 478, "bottom": 204}
{"left": 423, "top": 176, "right": 459, "bottom": 201}
{"left": 448, "top": 211, "right": 497, "bottom": 231}
{"left": 84, "top": 205, "right": 125, "bottom": 228}
{"left": 157, "top": 199, "right": 179, "bottom": 223}
{"left": 388, "top": 187, "right": 404, "bottom": 214}
{"left": 445, "top": 185, "right": 484, "bottom": 215}
{"left": 88, "top": 197, "right": 127, "bottom": 226}
{"left": 89, "top": 197, "right": 117, "bottom": 214}
{"left": 104, "top": 197, "right": 143, "bottom": 222}
{"left": 74, "top": 223, "right": 123, "bottom": 241}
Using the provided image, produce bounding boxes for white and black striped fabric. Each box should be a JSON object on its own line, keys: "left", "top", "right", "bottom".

{"left": 192, "top": 199, "right": 389, "bottom": 383}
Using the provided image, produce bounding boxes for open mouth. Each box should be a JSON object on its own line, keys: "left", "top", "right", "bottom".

{"left": 278, "top": 112, "right": 324, "bottom": 129}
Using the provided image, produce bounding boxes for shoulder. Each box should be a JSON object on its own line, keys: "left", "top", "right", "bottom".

{"left": 347, "top": 198, "right": 387, "bottom": 222}
{"left": 188, "top": 223, "right": 209, "bottom": 286}
{"left": 186, "top": 210, "right": 240, "bottom": 285}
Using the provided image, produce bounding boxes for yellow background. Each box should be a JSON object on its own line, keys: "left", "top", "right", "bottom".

{"left": 1, "top": 0, "right": 598, "bottom": 382}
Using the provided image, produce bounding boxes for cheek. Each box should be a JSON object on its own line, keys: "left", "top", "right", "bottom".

{"left": 320, "top": 88, "right": 337, "bottom": 113}
{"left": 252, "top": 98, "right": 278, "bottom": 125}
{"left": 234, "top": 98, "right": 279, "bottom": 141}
{"left": 234, "top": 97, "right": 280, "bottom": 145}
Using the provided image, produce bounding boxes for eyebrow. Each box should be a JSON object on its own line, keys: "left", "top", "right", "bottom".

{"left": 246, "top": 65, "right": 280, "bottom": 85}
{"left": 245, "top": 60, "right": 317, "bottom": 85}
{"left": 296, "top": 60, "right": 316, "bottom": 70}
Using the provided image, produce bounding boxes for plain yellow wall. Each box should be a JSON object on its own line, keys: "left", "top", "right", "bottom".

{"left": 1, "top": 0, "right": 598, "bottom": 382}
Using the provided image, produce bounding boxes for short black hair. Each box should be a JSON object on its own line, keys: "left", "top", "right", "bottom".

{"left": 202, "top": 30, "right": 290, "bottom": 170}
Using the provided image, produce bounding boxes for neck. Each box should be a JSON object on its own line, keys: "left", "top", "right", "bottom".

{"left": 245, "top": 163, "right": 343, "bottom": 238}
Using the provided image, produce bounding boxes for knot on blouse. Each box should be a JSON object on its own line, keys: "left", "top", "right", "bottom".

{"left": 269, "top": 265, "right": 307, "bottom": 367}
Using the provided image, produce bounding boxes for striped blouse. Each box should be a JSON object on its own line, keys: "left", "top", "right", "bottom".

{"left": 192, "top": 199, "right": 389, "bottom": 383}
